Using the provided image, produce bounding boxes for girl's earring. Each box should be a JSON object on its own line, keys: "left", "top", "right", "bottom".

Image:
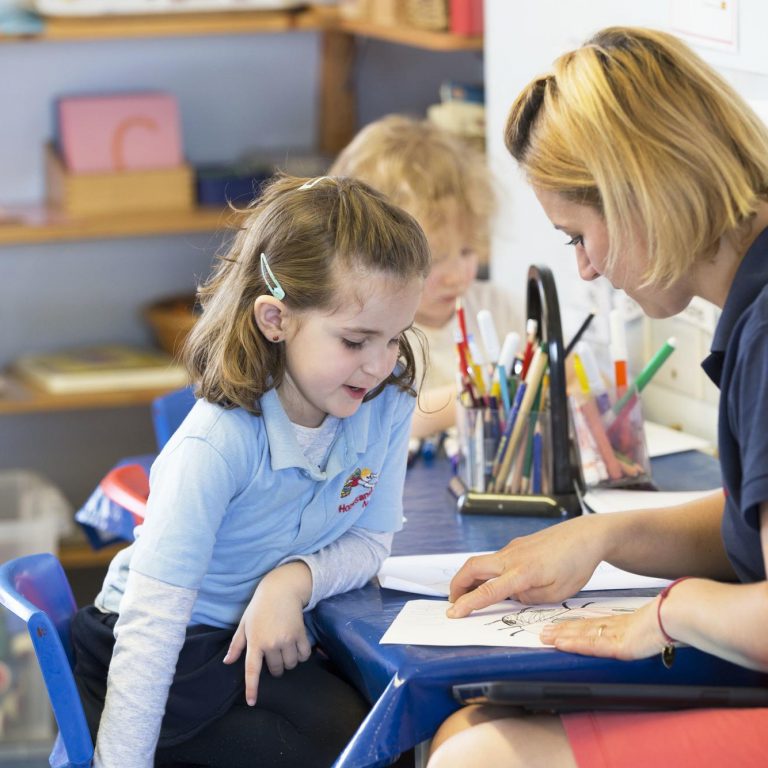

{"left": 272, "top": 335, "right": 280, "bottom": 342}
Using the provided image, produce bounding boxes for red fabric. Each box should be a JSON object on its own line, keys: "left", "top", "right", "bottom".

{"left": 450, "top": 0, "right": 483, "bottom": 36}
{"left": 562, "top": 708, "right": 768, "bottom": 768}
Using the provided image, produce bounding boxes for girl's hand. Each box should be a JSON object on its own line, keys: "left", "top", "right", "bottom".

{"left": 448, "top": 516, "right": 604, "bottom": 618}
{"left": 223, "top": 562, "right": 313, "bottom": 706}
{"left": 539, "top": 597, "right": 667, "bottom": 661}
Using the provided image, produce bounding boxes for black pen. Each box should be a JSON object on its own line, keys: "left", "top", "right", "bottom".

{"left": 564, "top": 312, "right": 595, "bottom": 357}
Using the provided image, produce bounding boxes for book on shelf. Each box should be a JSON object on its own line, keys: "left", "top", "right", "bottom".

{"left": 12, "top": 344, "right": 188, "bottom": 395}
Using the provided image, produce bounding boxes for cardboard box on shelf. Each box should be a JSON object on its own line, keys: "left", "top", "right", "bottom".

{"left": 45, "top": 144, "right": 194, "bottom": 217}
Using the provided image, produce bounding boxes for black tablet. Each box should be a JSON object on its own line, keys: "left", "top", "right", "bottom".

{"left": 452, "top": 680, "right": 768, "bottom": 712}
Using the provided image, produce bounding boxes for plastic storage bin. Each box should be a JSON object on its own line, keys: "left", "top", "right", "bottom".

{"left": 0, "top": 470, "right": 71, "bottom": 746}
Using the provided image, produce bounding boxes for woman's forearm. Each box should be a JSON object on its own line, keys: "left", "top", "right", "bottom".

{"left": 597, "top": 490, "right": 735, "bottom": 581}
{"left": 660, "top": 577, "right": 768, "bottom": 670}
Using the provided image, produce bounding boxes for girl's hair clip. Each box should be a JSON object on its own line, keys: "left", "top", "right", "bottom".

{"left": 260, "top": 252, "right": 285, "bottom": 300}
{"left": 298, "top": 176, "right": 332, "bottom": 190}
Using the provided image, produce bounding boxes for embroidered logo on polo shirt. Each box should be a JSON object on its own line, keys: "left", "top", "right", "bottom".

{"left": 338, "top": 467, "right": 378, "bottom": 513}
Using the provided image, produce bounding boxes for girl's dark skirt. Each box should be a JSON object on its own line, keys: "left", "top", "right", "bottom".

{"left": 72, "top": 605, "right": 369, "bottom": 768}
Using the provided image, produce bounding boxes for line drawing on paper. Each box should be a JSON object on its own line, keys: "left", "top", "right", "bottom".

{"left": 486, "top": 598, "right": 636, "bottom": 639}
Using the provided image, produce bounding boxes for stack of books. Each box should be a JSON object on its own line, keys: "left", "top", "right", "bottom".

{"left": 12, "top": 344, "right": 188, "bottom": 395}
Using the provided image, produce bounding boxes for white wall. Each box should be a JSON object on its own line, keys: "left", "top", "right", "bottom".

{"left": 484, "top": 0, "right": 768, "bottom": 442}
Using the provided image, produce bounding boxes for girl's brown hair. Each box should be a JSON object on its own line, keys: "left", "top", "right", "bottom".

{"left": 505, "top": 26, "right": 768, "bottom": 286}
{"left": 185, "top": 174, "right": 431, "bottom": 413}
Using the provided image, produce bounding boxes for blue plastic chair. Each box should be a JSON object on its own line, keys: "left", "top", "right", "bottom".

{"left": 152, "top": 385, "right": 196, "bottom": 450}
{"left": 0, "top": 553, "right": 93, "bottom": 768}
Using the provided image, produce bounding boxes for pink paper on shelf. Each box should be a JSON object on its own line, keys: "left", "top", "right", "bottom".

{"left": 58, "top": 92, "right": 183, "bottom": 173}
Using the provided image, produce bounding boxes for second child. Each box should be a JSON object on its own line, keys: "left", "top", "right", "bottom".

{"left": 330, "top": 115, "right": 520, "bottom": 438}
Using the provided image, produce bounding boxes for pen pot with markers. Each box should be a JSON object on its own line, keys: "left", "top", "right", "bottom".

{"left": 456, "top": 402, "right": 553, "bottom": 495}
{"left": 570, "top": 383, "right": 652, "bottom": 489}
{"left": 455, "top": 264, "right": 585, "bottom": 517}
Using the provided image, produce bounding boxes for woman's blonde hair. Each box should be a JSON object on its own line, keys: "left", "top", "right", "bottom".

{"left": 505, "top": 26, "right": 768, "bottom": 286}
{"left": 330, "top": 114, "right": 495, "bottom": 262}
{"left": 185, "top": 174, "right": 431, "bottom": 413}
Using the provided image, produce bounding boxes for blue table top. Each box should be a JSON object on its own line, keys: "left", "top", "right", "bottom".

{"left": 313, "top": 452, "right": 765, "bottom": 768}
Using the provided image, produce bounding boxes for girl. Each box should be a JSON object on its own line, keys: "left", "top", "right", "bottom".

{"left": 330, "top": 115, "right": 520, "bottom": 439}
{"left": 429, "top": 27, "right": 768, "bottom": 768}
{"left": 72, "top": 175, "right": 430, "bottom": 767}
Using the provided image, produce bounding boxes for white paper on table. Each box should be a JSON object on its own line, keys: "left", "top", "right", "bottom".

{"left": 583, "top": 487, "right": 720, "bottom": 514}
{"left": 643, "top": 420, "right": 712, "bottom": 458}
{"left": 377, "top": 552, "right": 671, "bottom": 596}
{"left": 380, "top": 595, "right": 652, "bottom": 647}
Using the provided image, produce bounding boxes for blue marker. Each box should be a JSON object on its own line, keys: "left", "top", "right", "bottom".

{"left": 532, "top": 427, "right": 543, "bottom": 494}
{"left": 497, "top": 363, "right": 511, "bottom": 415}
{"left": 421, "top": 432, "right": 444, "bottom": 465}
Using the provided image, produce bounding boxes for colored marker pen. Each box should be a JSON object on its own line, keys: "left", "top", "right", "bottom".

{"left": 498, "top": 331, "right": 520, "bottom": 375}
{"left": 520, "top": 319, "right": 538, "bottom": 379}
{"left": 477, "top": 309, "right": 501, "bottom": 365}
{"left": 605, "top": 336, "right": 678, "bottom": 427}
{"left": 455, "top": 297, "right": 469, "bottom": 347}
{"left": 577, "top": 341, "right": 611, "bottom": 414}
{"left": 609, "top": 309, "right": 628, "bottom": 394}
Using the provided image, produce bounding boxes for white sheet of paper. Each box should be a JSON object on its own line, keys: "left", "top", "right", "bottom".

{"left": 583, "top": 487, "right": 719, "bottom": 514}
{"left": 377, "top": 552, "right": 670, "bottom": 596}
{"left": 380, "top": 596, "right": 652, "bottom": 647}
{"left": 643, "top": 420, "right": 713, "bottom": 457}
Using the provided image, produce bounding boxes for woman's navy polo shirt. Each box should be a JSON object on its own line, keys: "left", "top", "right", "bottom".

{"left": 701, "top": 226, "right": 768, "bottom": 582}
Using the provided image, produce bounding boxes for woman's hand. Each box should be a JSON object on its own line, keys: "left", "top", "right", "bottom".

{"left": 223, "top": 562, "right": 313, "bottom": 706}
{"left": 539, "top": 597, "right": 666, "bottom": 661}
{"left": 447, "top": 516, "right": 604, "bottom": 618}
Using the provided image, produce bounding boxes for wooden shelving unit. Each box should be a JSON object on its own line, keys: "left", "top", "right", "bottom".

{"left": 0, "top": 372, "right": 188, "bottom": 415}
{"left": 336, "top": 16, "right": 481, "bottom": 51}
{"left": 1, "top": 5, "right": 482, "bottom": 49}
{"left": 1, "top": 5, "right": 484, "bottom": 567}
{"left": 60, "top": 538, "right": 128, "bottom": 569}
{"left": 0, "top": 204, "right": 234, "bottom": 245}
{"left": 3, "top": 6, "right": 320, "bottom": 41}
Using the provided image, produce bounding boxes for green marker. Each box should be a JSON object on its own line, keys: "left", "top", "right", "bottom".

{"left": 607, "top": 337, "right": 677, "bottom": 425}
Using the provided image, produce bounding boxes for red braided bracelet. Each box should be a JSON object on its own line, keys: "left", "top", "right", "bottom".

{"left": 657, "top": 577, "right": 693, "bottom": 668}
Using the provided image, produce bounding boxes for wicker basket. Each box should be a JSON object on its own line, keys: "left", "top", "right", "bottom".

{"left": 144, "top": 294, "right": 199, "bottom": 360}
{"left": 405, "top": 0, "right": 448, "bottom": 30}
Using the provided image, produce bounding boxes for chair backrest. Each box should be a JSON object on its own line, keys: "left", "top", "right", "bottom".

{"left": 152, "top": 385, "right": 196, "bottom": 450}
{"left": 100, "top": 463, "right": 149, "bottom": 523}
{"left": 0, "top": 553, "right": 93, "bottom": 768}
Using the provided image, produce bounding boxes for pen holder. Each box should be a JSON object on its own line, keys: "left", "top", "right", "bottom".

{"left": 456, "top": 264, "right": 584, "bottom": 517}
{"left": 457, "top": 404, "right": 552, "bottom": 495}
{"left": 571, "top": 383, "right": 652, "bottom": 489}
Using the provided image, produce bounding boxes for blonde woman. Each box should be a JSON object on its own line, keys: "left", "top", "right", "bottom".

{"left": 331, "top": 115, "right": 521, "bottom": 438}
{"left": 428, "top": 27, "right": 768, "bottom": 768}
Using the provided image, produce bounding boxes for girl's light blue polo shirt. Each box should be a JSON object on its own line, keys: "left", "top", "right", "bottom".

{"left": 96, "top": 384, "right": 414, "bottom": 628}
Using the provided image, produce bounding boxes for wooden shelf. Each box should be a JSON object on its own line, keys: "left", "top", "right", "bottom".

{"left": 0, "top": 204, "right": 234, "bottom": 245}
{"left": 2, "top": 7, "right": 322, "bottom": 42}
{"left": 0, "top": 372, "right": 187, "bottom": 415}
{"left": 1, "top": 5, "right": 481, "bottom": 51}
{"left": 336, "top": 17, "right": 482, "bottom": 51}
{"left": 60, "top": 538, "right": 128, "bottom": 568}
